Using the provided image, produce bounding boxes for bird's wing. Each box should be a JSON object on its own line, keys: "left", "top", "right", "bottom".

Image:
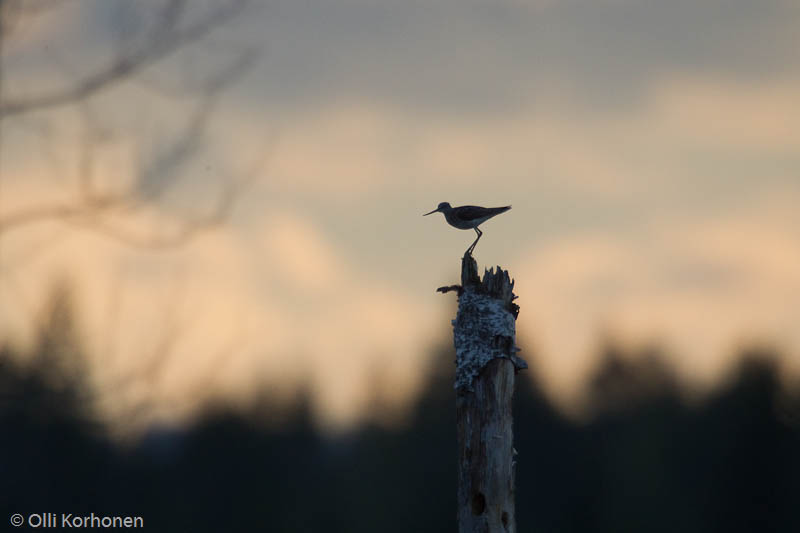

{"left": 455, "top": 205, "right": 489, "bottom": 221}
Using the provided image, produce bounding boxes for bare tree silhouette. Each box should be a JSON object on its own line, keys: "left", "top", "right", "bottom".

{"left": 0, "top": 0, "right": 261, "bottom": 247}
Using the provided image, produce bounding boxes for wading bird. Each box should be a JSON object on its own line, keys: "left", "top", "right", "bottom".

{"left": 423, "top": 202, "right": 511, "bottom": 256}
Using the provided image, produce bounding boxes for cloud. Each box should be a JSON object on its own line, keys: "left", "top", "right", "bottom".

{"left": 237, "top": 0, "right": 800, "bottom": 112}
{"left": 266, "top": 105, "right": 402, "bottom": 199}
{"left": 648, "top": 76, "right": 800, "bottom": 153}
{"left": 259, "top": 212, "right": 349, "bottom": 291}
{"left": 0, "top": 194, "right": 437, "bottom": 430}
{"left": 514, "top": 204, "right": 800, "bottom": 412}
{"left": 252, "top": 211, "right": 439, "bottom": 427}
{"left": 3, "top": 0, "right": 800, "bottom": 430}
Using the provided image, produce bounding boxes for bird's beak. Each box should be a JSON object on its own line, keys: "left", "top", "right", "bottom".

{"left": 423, "top": 208, "right": 440, "bottom": 216}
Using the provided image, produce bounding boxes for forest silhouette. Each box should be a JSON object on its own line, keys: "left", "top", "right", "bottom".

{"left": 1, "top": 288, "right": 799, "bottom": 532}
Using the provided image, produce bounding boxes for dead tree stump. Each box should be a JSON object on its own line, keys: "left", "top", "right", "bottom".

{"left": 438, "top": 252, "right": 527, "bottom": 533}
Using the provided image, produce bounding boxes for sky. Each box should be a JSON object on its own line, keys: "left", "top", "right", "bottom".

{"left": 1, "top": 0, "right": 799, "bottom": 433}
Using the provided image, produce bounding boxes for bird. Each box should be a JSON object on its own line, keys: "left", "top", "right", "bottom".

{"left": 423, "top": 202, "right": 511, "bottom": 256}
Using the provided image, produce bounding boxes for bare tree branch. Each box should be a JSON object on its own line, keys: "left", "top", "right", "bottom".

{"left": 0, "top": 47, "right": 264, "bottom": 245}
{"left": 62, "top": 171, "right": 259, "bottom": 250}
{"left": 0, "top": 0, "right": 249, "bottom": 119}
{"left": 0, "top": 0, "right": 267, "bottom": 433}
{"left": 0, "top": 0, "right": 264, "bottom": 247}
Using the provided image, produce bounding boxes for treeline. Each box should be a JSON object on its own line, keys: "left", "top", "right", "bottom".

{"left": 1, "top": 293, "right": 798, "bottom": 532}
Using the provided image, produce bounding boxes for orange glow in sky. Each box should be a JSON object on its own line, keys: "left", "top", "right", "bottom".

{"left": 1, "top": 0, "right": 799, "bottom": 433}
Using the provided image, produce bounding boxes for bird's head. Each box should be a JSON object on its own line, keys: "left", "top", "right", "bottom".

{"left": 423, "top": 202, "right": 451, "bottom": 216}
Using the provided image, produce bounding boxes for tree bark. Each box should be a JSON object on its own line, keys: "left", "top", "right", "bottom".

{"left": 440, "top": 252, "right": 527, "bottom": 533}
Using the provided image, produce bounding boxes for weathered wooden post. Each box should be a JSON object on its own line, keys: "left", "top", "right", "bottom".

{"left": 438, "top": 252, "right": 527, "bottom": 533}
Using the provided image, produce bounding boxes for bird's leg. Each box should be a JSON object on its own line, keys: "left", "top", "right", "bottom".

{"left": 466, "top": 227, "right": 482, "bottom": 255}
